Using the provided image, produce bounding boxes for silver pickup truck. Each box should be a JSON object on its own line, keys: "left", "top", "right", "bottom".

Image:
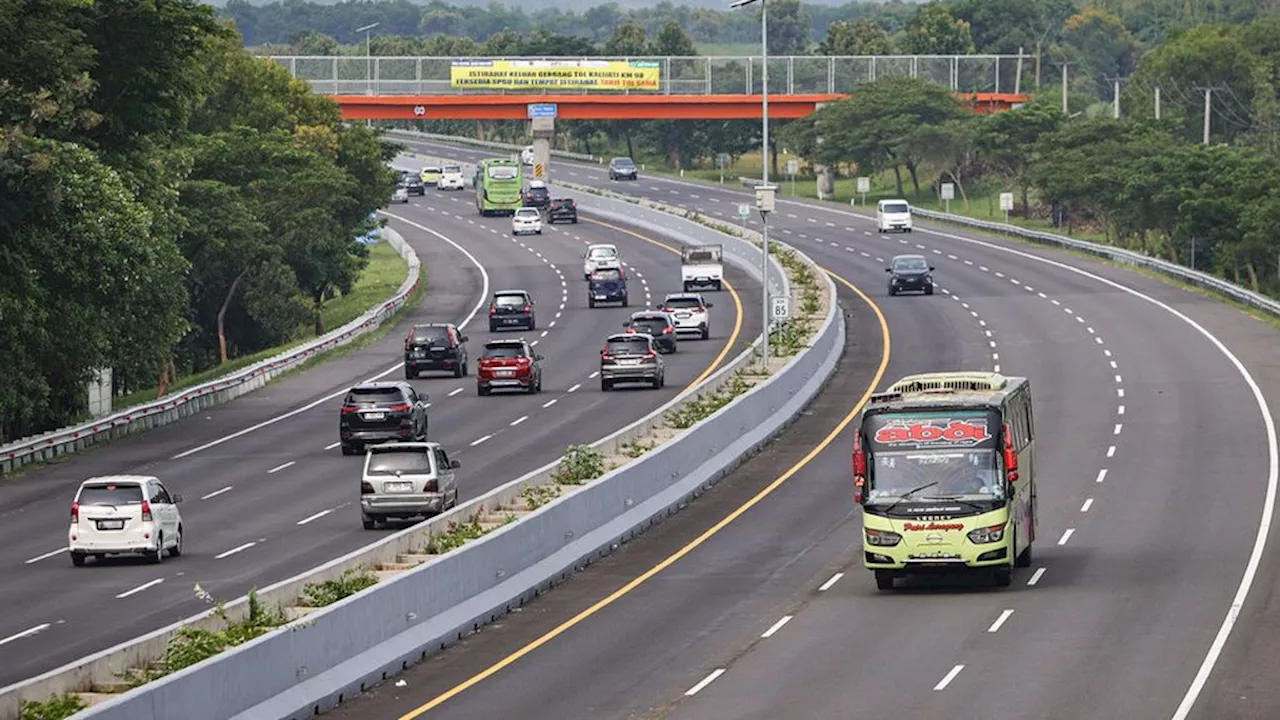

{"left": 681, "top": 244, "right": 723, "bottom": 292}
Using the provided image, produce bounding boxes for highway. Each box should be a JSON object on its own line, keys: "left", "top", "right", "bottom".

{"left": 0, "top": 183, "right": 762, "bottom": 688}
{"left": 328, "top": 138, "right": 1280, "bottom": 720}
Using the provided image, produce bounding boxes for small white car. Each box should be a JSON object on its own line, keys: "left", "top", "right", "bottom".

{"left": 392, "top": 185, "right": 409, "bottom": 203}
{"left": 438, "top": 164, "right": 466, "bottom": 190}
{"left": 520, "top": 145, "right": 535, "bottom": 166}
{"left": 361, "top": 442, "right": 460, "bottom": 529}
{"left": 877, "top": 199, "right": 913, "bottom": 233}
{"left": 657, "top": 293, "right": 714, "bottom": 339}
{"left": 583, "top": 243, "right": 620, "bottom": 279}
{"left": 68, "top": 475, "right": 184, "bottom": 566}
{"left": 512, "top": 207, "right": 543, "bottom": 235}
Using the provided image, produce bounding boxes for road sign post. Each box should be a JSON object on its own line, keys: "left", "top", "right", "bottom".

{"left": 857, "top": 176, "right": 870, "bottom": 205}
{"left": 785, "top": 159, "right": 798, "bottom": 196}
{"left": 940, "top": 182, "right": 955, "bottom": 214}
{"left": 1000, "top": 192, "right": 1014, "bottom": 223}
{"left": 717, "top": 153, "right": 730, "bottom": 184}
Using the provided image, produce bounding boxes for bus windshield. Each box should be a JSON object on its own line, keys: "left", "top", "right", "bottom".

{"left": 487, "top": 165, "right": 519, "bottom": 180}
{"left": 867, "top": 450, "right": 1004, "bottom": 502}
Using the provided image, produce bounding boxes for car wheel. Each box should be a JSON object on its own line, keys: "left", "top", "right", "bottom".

{"left": 701, "top": 326, "right": 709, "bottom": 341}
{"left": 169, "top": 525, "right": 183, "bottom": 557}
{"left": 454, "top": 363, "right": 464, "bottom": 378}
{"left": 362, "top": 513, "right": 377, "bottom": 530}
{"left": 478, "top": 384, "right": 490, "bottom": 396}
{"left": 341, "top": 444, "right": 357, "bottom": 456}
{"left": 992, "top": 565, "right": 1013, "bottom": 587}
{"left": 683, "top": 282, "right": 691, "bottom": 292}
{"left": 536, "top": 229, "right": 542, "bottom": 235}
{"left": 150, "top": 534, "right": 165, "bottom": 564}
{"left": 875, "top": 571, "right": 895, "bottom": 591}
{"left": 601, "top": 378, "right": 612, "bottom": 392}
{"left": 1015, "top": 538, "right": 1033, "bottom": 568}
{"left": 888, "top": 287, "right": 897, "bottom": 296}
{"left": 572, "top": 218, "right": 578, "bottom": 224}
{"left": 70, "top": 552, "right": 86, "bottom": 567}
{"left": 652, "top": 375, "right": 661, "bottom": 389}
{"left": 622, "top": 297, "right": 628, "bottom": 307}
{"left": 462, "top": 361, "right": 469, "bottom": 376}
{"left": 489, "top": 323, "right": 498, "bottom": 333}
{"left": 528, "top": 318, "right": 536, "bottom": 330}
{"left": 405, "top": 367, "right": 415, "bottom": 380}
{"left": 714, "top": 281, "right": 723, "bottom": 291}
{"left": 588, "top": 298, "right": 596, "bottom": 308}
{"left": 925, "top": 285, "right": 934, "bottom": 295}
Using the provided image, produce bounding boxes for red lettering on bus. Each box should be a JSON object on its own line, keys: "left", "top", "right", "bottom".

{"left": 874, "top": 419, "right": 989, "bottom": 445}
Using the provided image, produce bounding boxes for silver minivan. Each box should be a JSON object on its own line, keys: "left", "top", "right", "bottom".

{"left": 360, "top": 442, "right": 460, "bottom": 529}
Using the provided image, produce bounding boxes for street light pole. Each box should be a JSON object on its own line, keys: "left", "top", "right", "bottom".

{"left": 731, "top": 0, "right": 771, "bottom": 367}
{"left": 355, "top": 22, "right": 380, "bottom": 95}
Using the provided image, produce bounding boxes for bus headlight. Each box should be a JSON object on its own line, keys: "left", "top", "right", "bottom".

{"left": 967, "top": 524, "right": 1006, "bottom": 544}
{"left": 865, "top": 529, "right": 902, "bottom": 547}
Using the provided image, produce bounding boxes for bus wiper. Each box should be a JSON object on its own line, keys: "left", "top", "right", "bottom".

{"left": 922, "top": 495, "right": 987, "bottom": 511}
{"left": 882, "top": 481, "right": 939, "bottom": 515}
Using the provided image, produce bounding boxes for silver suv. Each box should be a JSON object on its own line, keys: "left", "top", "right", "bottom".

{"left": 360, "top": 442, "right": 460, "bottom": 529}
{"left": 657, "top": 293, "right": 713, "bottom": 340}
{"left": 600, "top": 333, "right": 665, "bottom": 391}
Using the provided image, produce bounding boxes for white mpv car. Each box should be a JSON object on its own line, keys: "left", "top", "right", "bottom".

{"left": 877, "top": 199, "right": 914, "bottom": 233}
{"left": 658, "top": 292, "right": 714, "bottom": 339}
{"left": 583, "top": 243, "right": 620, "bottom": 279}
{"left": 512, "top": 207, "right": 543, "bottom": 235}
{"left": 438, "top": 164, "right": 466, "bottom": 190}
{"left": 68, "top": 475, "right": 184, "bottom": 566}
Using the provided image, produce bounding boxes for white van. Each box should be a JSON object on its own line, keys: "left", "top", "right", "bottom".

{"left": 520, "top": 145, "right": 535, "bottom": 166}
{"left": 68, "top": 475, "right": 184, "bottom": 565}
{"left": 877, "top": 199, "right": 913, "bottom": 233}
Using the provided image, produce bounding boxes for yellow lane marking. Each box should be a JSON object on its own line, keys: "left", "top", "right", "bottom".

{"left": 398, "top": 267, "right": 890, "bottom": 718}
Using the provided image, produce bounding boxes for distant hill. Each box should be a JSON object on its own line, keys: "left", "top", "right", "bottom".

{"left": 206, "top": 0, "right": 930, "bottom": 7}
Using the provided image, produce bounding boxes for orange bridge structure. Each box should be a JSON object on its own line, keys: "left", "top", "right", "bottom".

{"left": 266, "top": 54, "right": 1032, "bottom": 121}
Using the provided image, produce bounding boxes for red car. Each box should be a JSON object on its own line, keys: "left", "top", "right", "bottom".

{"left": 476, "top": 339, "right": 544, "bottom": 395}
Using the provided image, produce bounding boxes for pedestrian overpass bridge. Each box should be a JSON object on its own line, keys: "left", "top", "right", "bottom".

{"left": 266, "top": 53, "right": 1031, "bottom": 120}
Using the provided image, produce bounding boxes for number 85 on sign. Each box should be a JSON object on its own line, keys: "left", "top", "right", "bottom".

{"left": 770, "top": 295, "right": 791, "bottom": 321}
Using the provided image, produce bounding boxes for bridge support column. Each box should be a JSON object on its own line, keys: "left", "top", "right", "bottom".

{"left": 529, "top": 117, "right": 553, "bottom": 182}
{"left": 811, "top": 102, "right": 835, "bottom": 200}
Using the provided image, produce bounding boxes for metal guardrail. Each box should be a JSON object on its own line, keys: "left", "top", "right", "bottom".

{"left": 384, "top": 129, "right": 595, "bottom": 161}
{"left": 0, "top": 182, "right": 838, "bottom": 720}
{"left": 268, "top": 53, "right": 1031, "bottom": 97}
{"left": 909, "top": 208, "right": 1280, "bottom": 318}
{"left": 0, "top": 229, "right": 422, "bottom": 475}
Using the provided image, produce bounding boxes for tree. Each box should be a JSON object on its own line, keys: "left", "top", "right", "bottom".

{"left": 976, "top": 95, "right": 1063, "bottom": 213}
{"left": 291, "top": 30, "right": 340, "bottom": 55}
{"left": 905, "top": 2, "right": 976, "bottom": 55}
{"left": 604, "top": 20, "right": 648, "bottom": 56}
{"left": 913, "top": 119, "right": 980, "bottom": 210}
{"left": 1060, "top": 8, "right": 1141, "bottom": 98}
{"left": 650, "top": 21, "right": 698, "bottom": 57}
{"left": 955, "top": 0, "right": 1073, "bottom": 55}
{"left": 765, "top": 0, "right": 811, "bottom": 55}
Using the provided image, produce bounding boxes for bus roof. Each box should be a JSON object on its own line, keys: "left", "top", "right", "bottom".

{"left": 866, "top": 371, "right": 1027, "bottom": 411}
{"left": 479, "top": 158, "right": 520, "bottom": 165}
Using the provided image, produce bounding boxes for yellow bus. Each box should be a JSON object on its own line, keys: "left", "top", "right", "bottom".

{"left": 852, "top": 371, "right": 1037, "bottom": 590}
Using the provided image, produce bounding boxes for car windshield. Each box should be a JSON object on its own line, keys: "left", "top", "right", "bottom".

{"left": 631, "top": 318, "right": 668, "bottom": 334}
{"left": 78, "top": 483, "right": 144, "bottom": 506}
{"left": 613, "top": 159, "right": 635, "bottom": 168}
{"left": 664, "top": 297, "right": 703, "bottom": 309}
{"left": 367, "top": 449, "right": 434, "bottom": 476}
{"left": 553, "top": 199, "right": 573, "bottom": 207}
{"left": 423, "top": 167, "right": 440, "bottom": 173}
{"left": 484, "top": 344, "right": 525, "bottom": 359}
{"left": 883, "top": 202, "right": 910, "bottom": 214}
{"left": 589, "top": 247, "right": 617, "bottom": 259}
{"left": 346, "top": 387, "right": 403, "bottom": 404}
{"left": 893, "top": 257, "right": 928, "bottom": 271}
{"left": 487, "top": 165, "right": 519, "bottom": 180}
{"left": 401, "top": 172, "right": 419, "bottom": 182}
{"left": 516, "top": 209, "right": 539, "bottom": 218}
{"left": 607, "top": 338, "right": 650, "bottom": 355}
{"left": 494, "top": 294, "right": 527, "bottom": 306}
{"left": 866, "top": 450, "right": 1003, "bottom": 501}
{"left": 684, "top": 249, "right": 719, "bottom": 263}
{"left": 593, "top": 269, "right": 622, "bottom": 281}
{"left": 443, "top": 165, "right": 461, "bottom": 174}
{"left": 411, "top": 327, "right": 449, "bottom": 345}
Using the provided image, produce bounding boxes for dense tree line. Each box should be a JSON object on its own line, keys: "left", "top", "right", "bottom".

{"left": 781, "top": 13, "right": 1280, "bottom": 297}
{"left": 0, "top": 0, "right": 398, "bottom": 443}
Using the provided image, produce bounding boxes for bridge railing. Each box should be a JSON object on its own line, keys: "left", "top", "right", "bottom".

{"left": 266, "top": 54, "right": 1032, "bottom": 97}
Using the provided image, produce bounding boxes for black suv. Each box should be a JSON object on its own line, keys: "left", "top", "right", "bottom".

{"left": 588, "top": 267, "right": 628, "bottom": 308}
{"left": 338, "top": 382, "right": 429, "bottom": 455}
{"left": 404, "top": 323, "right": 469, "bottom": 378}
{"left": 623, "top": 312, "right": 677, "bottom": 353}
{"left": 608, "top": 157, "right": 638, "bottom": 181}
{"left": 548, "top": 198, "right": 578, "bottom": 223}
{"left": 523, "top": 181, "right": 550, "bottom": 209}
{"left": 886, "top": 254, "right": 935, "bottom": 296}
{"left": 489, "top": 290, "right": 536, "bottom": 331}
{"left": 401, "top": 171, "right": 425, "bottom": 196}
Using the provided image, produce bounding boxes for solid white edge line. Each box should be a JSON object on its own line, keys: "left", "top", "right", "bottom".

{"left": 934, "top": 664, "right": 965, "bottom": 691}
{"left": 818, "top": 572, "right": 844, "bottom": 591}
{"left": 987, "top": 609, "right": 1015, "bottom": 633}
{"left": 685, "top": 669, "right": 726, "bottom": 696}
{"left": 761, "top": 615, "right": 793, "bottom": 638}
{"left": 0, "top": 623, "right": 51, "bottom": 647}
{"left": 171, "top": 214, "right": 489, "bottom": 460}
{"left": 115, "top": 578, "right": 164, "bottom": 599}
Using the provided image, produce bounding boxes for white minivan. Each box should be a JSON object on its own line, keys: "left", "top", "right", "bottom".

{"left": 68, "top": 475, "right": 184, "bottom": 566}
{"left": 877, "top": 199, "right": 913, "bottom": 233}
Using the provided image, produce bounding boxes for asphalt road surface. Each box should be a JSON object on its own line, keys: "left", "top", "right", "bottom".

{"left": 0, "top": 186, "right": 761, "bottom": 688}
{"left": 326, "top": 139, "right": 1279, "bottom": 720}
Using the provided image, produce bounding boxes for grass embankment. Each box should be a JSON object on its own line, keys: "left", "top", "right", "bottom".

{"left": 113, "top": 241, "right": 410, "bottom": 409}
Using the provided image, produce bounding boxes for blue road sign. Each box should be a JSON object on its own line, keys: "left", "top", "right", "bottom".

{"left": 527, "top": 103, "right": 558, "bottom": 119}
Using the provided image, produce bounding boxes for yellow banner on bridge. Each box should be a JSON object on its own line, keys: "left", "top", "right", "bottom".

{"left": 450, "top": 59, "right": 662, "bottom": 91}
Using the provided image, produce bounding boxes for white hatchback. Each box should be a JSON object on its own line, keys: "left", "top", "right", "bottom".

{"left": 68, "top": 475, "right": 184, "bottom": 566}
{"left": 512, "top": 207, "right": 543, "bottom": 235}
{"left": 658, "top": 292, "right": 714, "bottom": 339}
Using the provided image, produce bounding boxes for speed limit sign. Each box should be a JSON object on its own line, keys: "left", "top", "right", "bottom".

{"left": 770, "top": 295, "right": 791, "bottom": 321}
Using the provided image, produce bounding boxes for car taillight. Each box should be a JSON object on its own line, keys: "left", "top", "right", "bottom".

{"left": 424, "top": 478, "right": 439, "bottom": 492}
{"left": 388, "top": 403, "right": 411, "bottom": 412}
{"left": 489, "top": 307, "right": 496, "bottom": 316}
{"left": 644, "top": 351, "right": 656, "bottom": 360}
{"left": 341, "top": 405, "right": 360, "bottom": 414}
{"left": 662, "top": 307, "right": 674, "bottom": 312}
{"left": 664, "top": 326, "right": 673, "bottom": 334}
{"left": 523, "top": 305, "right": 531, "bottom": 313}
{"left": 625, "top": 327, "right": 635, "bottom": 334}
{"left": 517, "top": 357, "right": 530, "bottom": 364}
{"left": 141, "top": 501, "right": 153, "bottom": 522}
{"left": 71, "top": 502, "right": 79, "bottom": 523}
{"left": 602, "top": 351, "right": 614, "bottom": 361}
{"left": 361, "top": 482, "right": 374, "bottom": 494}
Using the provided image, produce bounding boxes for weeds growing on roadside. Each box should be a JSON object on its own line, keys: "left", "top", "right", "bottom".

{"left": 301, "top": 569, "right": 379, "bottom": 607}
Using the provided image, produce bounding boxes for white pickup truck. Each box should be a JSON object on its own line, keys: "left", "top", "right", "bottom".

{"left": 681, "top": 245, "right": 723, "bottom": 292}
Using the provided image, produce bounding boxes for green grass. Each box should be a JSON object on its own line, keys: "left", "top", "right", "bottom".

{"left": 114, "top": 241, "right": 409, "bottom": 409}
